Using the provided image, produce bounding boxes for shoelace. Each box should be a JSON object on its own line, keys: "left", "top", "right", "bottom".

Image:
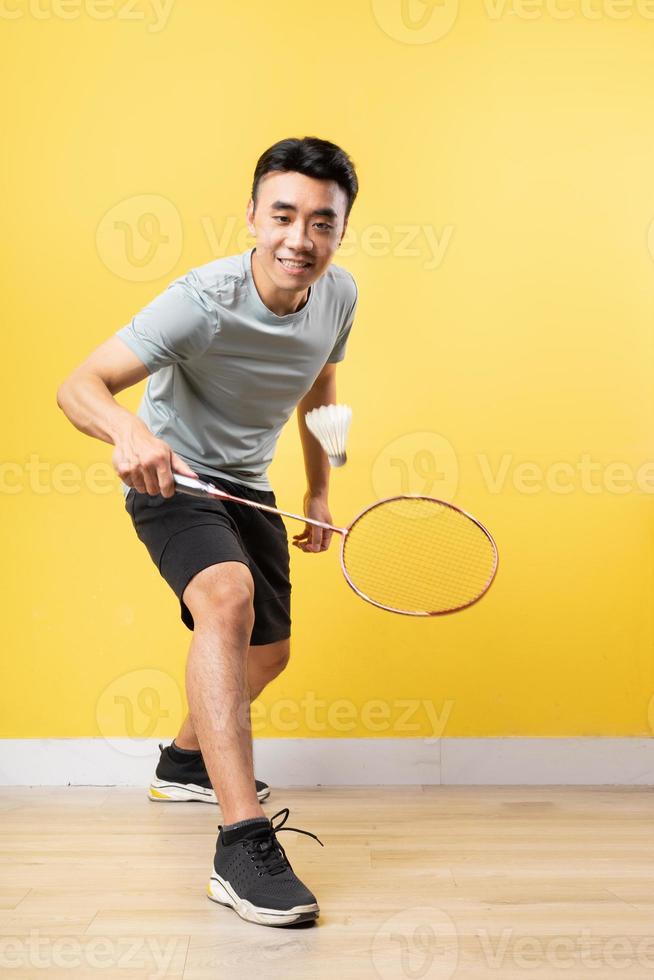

{"left": 241, "top": 807, "right": 324, "bottom": 877}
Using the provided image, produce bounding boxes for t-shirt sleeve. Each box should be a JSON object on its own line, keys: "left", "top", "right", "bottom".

{"left": 115, "top": 277, "right": 217, "bottom": 373}
{"left": 327, "top": 278, "right": 358, "bottom": 364}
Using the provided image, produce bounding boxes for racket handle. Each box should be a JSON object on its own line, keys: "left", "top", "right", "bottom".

{"left": 173, "top": 474, "right": 227, "bottom": 499}
{"left": 172, "top": 473, "right": 345, "bottom": 534}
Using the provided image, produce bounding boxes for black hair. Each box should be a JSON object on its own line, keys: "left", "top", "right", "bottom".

{"left": 251, "top": 136, "right": 358, "bottom": 221}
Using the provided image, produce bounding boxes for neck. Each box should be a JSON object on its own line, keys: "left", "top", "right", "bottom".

{"left": 251, "top": 250, "right": 309, "bottom": 316}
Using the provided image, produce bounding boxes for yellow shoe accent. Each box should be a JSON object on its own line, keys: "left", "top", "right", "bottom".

{"left": 149, "top": 787, "right": 171, "bottom": 800}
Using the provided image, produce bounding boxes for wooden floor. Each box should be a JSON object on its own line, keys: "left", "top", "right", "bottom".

{"left": 0, "top": 786, "right": 653, "bottom": 979}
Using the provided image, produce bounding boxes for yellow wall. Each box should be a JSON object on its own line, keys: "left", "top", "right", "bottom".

{"left": 3, "top": 1, "right": 654, "bottom": 740}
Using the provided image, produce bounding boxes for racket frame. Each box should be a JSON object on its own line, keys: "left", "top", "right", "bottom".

{"left": 340, "top": 494, "right": 498, "bottom": 616}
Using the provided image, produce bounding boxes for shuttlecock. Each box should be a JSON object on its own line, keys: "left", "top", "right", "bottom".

{"left": 304, "top": 403, "right": 352, "bottom": 467}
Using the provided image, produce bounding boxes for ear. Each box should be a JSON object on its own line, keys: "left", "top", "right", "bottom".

{"left": 246, "top": 198, "right": 256, "bottom": 236}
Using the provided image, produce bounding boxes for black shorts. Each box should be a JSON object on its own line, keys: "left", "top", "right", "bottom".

{"left": 124, "top": 474, "right": 291, "bottom": 645}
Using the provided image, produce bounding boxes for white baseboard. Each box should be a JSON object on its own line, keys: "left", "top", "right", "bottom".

{"left": 0, "top": 738, "right": 653, "bottom": 786}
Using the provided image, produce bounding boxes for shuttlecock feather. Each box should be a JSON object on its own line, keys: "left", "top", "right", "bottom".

{"left": 304, "top": 403, "right": 352, "bottom": 467}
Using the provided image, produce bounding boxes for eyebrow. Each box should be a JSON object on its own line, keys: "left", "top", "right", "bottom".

{"left": 270, "top": 200, "right": 338, "bottom": 220}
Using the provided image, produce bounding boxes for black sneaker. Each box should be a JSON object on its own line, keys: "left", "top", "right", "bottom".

{"left": 148, "top": 743, "right": 270, "bottom": 804}
{"left": 207, "top": 808, "right": 323, "bottom": 927}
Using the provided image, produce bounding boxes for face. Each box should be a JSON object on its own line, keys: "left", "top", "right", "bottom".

{"left": 246, "top": 171, "right": 349, "bottom": 295}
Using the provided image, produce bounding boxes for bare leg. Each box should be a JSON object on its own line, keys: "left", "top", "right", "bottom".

{"left": 175, "top": 638, "right": 290, "bottom": 749}
{"left": 182, "top": 561, "right": 265, "bottom": 825}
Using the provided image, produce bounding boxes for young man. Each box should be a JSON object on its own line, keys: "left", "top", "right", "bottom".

{"left": 56, "top": 136, "right": 359, "bottom": 927}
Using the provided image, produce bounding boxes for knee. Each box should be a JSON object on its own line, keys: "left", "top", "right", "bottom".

{"left": 272, "top": 639, "right": 291, "bottom": 673}
{"left": 184, "top": 563, "right": 255, "bottom": 631}
{"left": 251, "top": 638, "right": 290, "bottom": 676}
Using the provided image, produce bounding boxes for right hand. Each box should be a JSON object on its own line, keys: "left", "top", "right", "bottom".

{"left": 112, "top": 419, "right": 198, "bottom": 497}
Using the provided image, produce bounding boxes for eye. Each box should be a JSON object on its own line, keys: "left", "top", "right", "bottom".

{"left": 315, "top": 223, "right": 333, "bottom": 231}
{"left": 273, "top": 215, "right": 290, "bottom": 223}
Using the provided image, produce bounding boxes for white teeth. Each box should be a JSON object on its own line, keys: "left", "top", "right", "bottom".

{"left": 279, "top": 258, "right": 310, "bottom": 268}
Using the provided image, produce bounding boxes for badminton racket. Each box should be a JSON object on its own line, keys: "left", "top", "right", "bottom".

{"left": 173, "top": 474, "right": 498, "bottom": 616}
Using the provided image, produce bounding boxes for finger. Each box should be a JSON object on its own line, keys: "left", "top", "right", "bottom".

{"left": 142, "top": 464, "right": 160, "bottom": 496}
{"left": 295, "top": 531, "right": 314, "bottom": 552}
{"left": 320, "top": 529, "right": 333, "bottom": 551}
{"left": 171, "top": 452, "right": 198, "bottom": 479}
{"left": 157, "top": 461, "right": 175, "bottom": 498}
{"left": 122, "top": 465, "right": 146, "bottom": 495}
{"left": 309, "top": 525, "right": 322, "bottom": 553}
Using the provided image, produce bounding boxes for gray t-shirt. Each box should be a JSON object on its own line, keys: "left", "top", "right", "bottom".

{"left": 115, "top": 246, "right": 357, "bottom": 495}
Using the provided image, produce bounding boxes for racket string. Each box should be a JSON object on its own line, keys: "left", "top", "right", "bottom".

{"left": 342, "top": 498, "right": 496, "bottom": 614}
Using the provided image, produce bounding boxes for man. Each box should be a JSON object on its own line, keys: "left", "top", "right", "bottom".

{"left": 56, "top": 136, "right": 359, "bottom": 927}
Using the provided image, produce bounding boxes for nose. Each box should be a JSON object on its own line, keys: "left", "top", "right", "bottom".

{"left": 284, "top": 220, "right": 313, "bottom": 252}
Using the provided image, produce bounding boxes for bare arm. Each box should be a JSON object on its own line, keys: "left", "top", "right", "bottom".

{"left": 297, "top": 364, "right": 336, "bottom": 497}
{"left": 56, "top": 336, "right": 197, "bottom": 496}
{"left": 293, "top": 363, "right": 338, "bottom": 552}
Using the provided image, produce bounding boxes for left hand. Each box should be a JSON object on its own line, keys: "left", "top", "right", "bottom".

{"left": 292, "top": 492, "right": 334, "bottom": 553}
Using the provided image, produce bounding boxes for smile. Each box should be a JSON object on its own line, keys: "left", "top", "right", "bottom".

{"left": 277, "top": 258, "right": 312, "bottom": 270}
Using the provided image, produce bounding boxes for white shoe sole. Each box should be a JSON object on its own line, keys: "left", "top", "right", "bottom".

{"left": 207, "top": 873, "right": 319, "bottom": 926}
{"left": 148, "top": 779, "right": 270, "bottom": 804}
